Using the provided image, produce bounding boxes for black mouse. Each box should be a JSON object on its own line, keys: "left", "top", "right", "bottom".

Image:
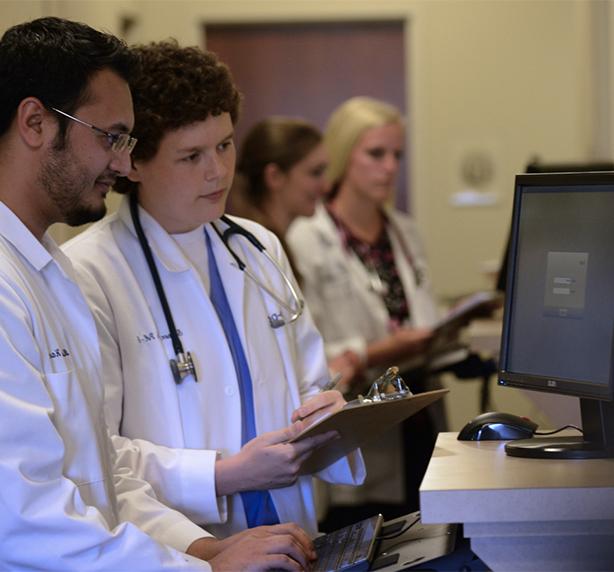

{"left": 457, "top": 411, "right": 538, "bottom": 441}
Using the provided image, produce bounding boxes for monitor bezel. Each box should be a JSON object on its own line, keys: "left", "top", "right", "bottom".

{"left": 498, "top": 171, "right": 614, "bottom": 402}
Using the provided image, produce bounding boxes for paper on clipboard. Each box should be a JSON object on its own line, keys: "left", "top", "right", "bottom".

{"left": 433, "top": 290, "right": 502, "bottom": 337}
{"left": 291, "top": 388, "right": 449, "bottom": 474}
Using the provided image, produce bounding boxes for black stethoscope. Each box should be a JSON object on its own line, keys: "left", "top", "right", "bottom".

{"left": 129, "top": 193, "right": 304, "bottom": 384}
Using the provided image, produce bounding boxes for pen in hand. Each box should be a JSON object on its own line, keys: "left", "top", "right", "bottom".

{"left": 319, "top": 372, "right": 343, "bottom": 392}
{"left": 293, "top": 372, "right": 345, "bottom": 425}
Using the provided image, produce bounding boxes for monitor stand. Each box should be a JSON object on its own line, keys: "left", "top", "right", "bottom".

{"left": 505, "top": 398, "right": 614, "bottom": 459}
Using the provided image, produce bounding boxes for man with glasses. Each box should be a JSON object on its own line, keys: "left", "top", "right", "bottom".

{"left": 0, "top": 16, "right": 315, "bottom": 571}
{"left": 49, "top": 106, "right": 138, "bottom": 154}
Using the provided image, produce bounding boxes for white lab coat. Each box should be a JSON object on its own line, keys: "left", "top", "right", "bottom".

{"left": 287, "top": 203, "right": 444, "bottom": 504}
{"left": 0, "top": 201, "right": 210, "bottom": 571}
{"left": 287, "top": 203, "right": 440, "bottom": 367}
{"left": 63, "top": 196, "right": 365, "bottom": 538}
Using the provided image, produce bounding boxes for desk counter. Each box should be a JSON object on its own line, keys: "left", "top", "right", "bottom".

{"left": 419, "top": 432, "right": 614, "bottom": 570}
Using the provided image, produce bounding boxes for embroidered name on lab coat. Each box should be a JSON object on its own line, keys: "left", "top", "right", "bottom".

{"left": 48, "top": 348, "right": 70, "bottom": 359}
{"left": 136, "top": 329, "right": 183, "bottom": 344}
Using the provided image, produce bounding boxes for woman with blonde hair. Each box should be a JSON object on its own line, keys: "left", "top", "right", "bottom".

{"left": 287, "top": 96, "right": 445, "bottom": 524}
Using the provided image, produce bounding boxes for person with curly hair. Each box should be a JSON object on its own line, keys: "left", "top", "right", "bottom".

{"left": 0, "top": 17, "right": 317, "bottom": 571}
{"left": 63, "top": 40, "right": 365, "bottom": 541}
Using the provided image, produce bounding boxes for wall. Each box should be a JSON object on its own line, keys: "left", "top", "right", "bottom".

{"left": 1, "top": 0, "right": 605, "bottom": 300}
{"left": 0, "top": 0, "right": 45, "bottom": 27}
{"left": 420, "top": 0, "right": 596, "bottom": 298}
{"left": 0, "top": 0, "right": 607, "bottom": 427}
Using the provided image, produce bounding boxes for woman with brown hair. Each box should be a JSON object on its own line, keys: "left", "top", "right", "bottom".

{"left": 232, "top": 117, "right": 327, "bottom": 243}
{"left": 64, "top": 42, "right": 365, "bottom": 542}
{"left": 231, "top": 116, "right": 362, "bottom": 385}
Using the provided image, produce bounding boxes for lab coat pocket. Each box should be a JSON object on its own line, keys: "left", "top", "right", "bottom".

{"left": 316, "top": 270, "right": 365, "bottom": 337}
{"left": 319, "top": 270, "right": 354, "bottom": 303}
{"left": 44, "top": 369, "right": 108, "bottom": 487}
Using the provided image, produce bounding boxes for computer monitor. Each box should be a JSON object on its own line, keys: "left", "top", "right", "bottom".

{"left": 496, "top": 161, "right": 614, "bottom": 293}
{"left": 498, "top": 171, "right": 614, "bottom": 459}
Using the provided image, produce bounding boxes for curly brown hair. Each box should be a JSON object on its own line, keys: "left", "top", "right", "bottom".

{"left": 115, "top": 39, "right": 241, "bottom": 194}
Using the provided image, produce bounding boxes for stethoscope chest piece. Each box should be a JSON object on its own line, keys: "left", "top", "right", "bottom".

{"left": 170, "top": 351, "right": 198, "bottom": 384}
{"left": 268, "top": 312, "right": 285, "bottom": 329}
{"left": 367, "top": 270, "right": 389, "bottom": 296}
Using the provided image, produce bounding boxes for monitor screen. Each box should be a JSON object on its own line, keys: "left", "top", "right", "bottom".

{"left": 496, "top": 161, "right": 614, "bottom": 293}
{"left": 499, "top": 172, "right": 614, "bottom": 458}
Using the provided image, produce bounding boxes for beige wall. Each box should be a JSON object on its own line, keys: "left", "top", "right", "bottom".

{"left": 0, "top": 0, "right": 599, "bottom": 433}
{"left": 421, "top": 1, "right": 594, "bottom": 297}
{"left": 2, "top": 0, "right": 607, "bottom": 300}
{"left": 1, "top": 0, "right": 599, "bottom": 428}
{"left": 0, "top": 1, "right": 45, "bottom": 27}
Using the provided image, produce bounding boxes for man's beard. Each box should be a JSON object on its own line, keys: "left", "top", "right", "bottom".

{"left": 39, "top": 143, "right": 109, "bottom": 227}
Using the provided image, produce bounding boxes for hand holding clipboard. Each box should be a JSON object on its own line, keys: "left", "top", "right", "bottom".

{"left": 290, "top": 368, "right": 449, "bottom": 474}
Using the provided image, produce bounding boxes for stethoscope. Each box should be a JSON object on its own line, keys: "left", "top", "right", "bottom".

{"left": 129, "top": 193, "right": 304, "bottom": 384}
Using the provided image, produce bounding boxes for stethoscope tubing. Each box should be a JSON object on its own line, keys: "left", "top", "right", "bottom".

{"left": 212, "top": 216, "right": 304, "bottom": 322}
{"left": 385, "top": 215, "right": 424, "bottom": 288}
{"left": 129, "top": 192, "right": 184, "bottom": 358}
{"left": 334, "top": 208, "right": 424, "bottom": 290}
{"left": 129, "top": 195, "right": 304, "bottom": 383}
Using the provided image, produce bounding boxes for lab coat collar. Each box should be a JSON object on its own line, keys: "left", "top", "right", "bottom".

{"left": 0, "top": 200, "right": 71, "bottom": 273}
{"left": 117, "top": 195, "right": 196, "bottom": 274}
{"left": 116, "top": 195, "right": 241, "bottom": 275}
{"left": 203, "top": 218, "right": 250, "bottom": 295}
{"left": 310, "top": 202, "right": 397, "bottom": 246}
{"left": 306, "top": 202, "right": 340, "bottom": 246}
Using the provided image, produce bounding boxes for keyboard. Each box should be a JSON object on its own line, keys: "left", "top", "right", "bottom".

{"left": 313, "top": 514, "right": 383, "bottom": 572}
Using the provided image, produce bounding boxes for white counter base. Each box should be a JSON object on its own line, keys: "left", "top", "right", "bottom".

{"left": 419, "top": 432, "right": 614, "bottom": 571}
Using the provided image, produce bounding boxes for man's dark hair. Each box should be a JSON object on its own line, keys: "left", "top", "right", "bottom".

{"left": 114, "top": 40, "right": 242, "bottom": 194}
{"left": 0, "top": 17, "right": 137, "bottom": 140}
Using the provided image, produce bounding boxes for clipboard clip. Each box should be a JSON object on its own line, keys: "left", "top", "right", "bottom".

{"left": 357, "top": 366, "right": 412, "bottom": 404}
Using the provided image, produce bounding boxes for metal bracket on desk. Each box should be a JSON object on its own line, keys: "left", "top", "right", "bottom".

{"left": 373, "top": 511, "right": 458, "bottom": 571}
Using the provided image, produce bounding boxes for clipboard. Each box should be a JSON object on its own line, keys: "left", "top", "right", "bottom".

{"left": 291, "top": 388, "right": 449, "bottom": 474}
{"left": 425, "top": 291, "right": 502, "bottom": 358}
{"left": 432, "top": 290, "right": 502, "bottom": 338}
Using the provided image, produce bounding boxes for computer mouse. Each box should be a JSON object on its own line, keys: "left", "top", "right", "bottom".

{"left": 457, "top": 411, "right": 538, "bottom": 441}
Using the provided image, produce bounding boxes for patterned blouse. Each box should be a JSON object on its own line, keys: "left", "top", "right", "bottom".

{"left": 327, "top": 207, "right": 410, "bottom": 329}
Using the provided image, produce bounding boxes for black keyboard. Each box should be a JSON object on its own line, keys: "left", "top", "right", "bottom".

{"left": 313, "top": 514, "right": 383, "bottom": 572}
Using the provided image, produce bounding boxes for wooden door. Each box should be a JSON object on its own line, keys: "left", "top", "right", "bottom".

{"left": 205, "top": 21, "right": 409, "bottom": 210}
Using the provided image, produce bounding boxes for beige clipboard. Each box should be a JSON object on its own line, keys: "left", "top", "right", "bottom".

{"left": 291, "top": 388, "right": 449, "bottom": 474}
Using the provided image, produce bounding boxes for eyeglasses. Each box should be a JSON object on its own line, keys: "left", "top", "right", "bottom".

{"left": 50, "top": 107, "right": 137, "bottom": 154}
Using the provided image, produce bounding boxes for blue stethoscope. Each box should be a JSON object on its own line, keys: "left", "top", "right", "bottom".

{"left": 129, "top": 193, "right": 304, "bottom": 384}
